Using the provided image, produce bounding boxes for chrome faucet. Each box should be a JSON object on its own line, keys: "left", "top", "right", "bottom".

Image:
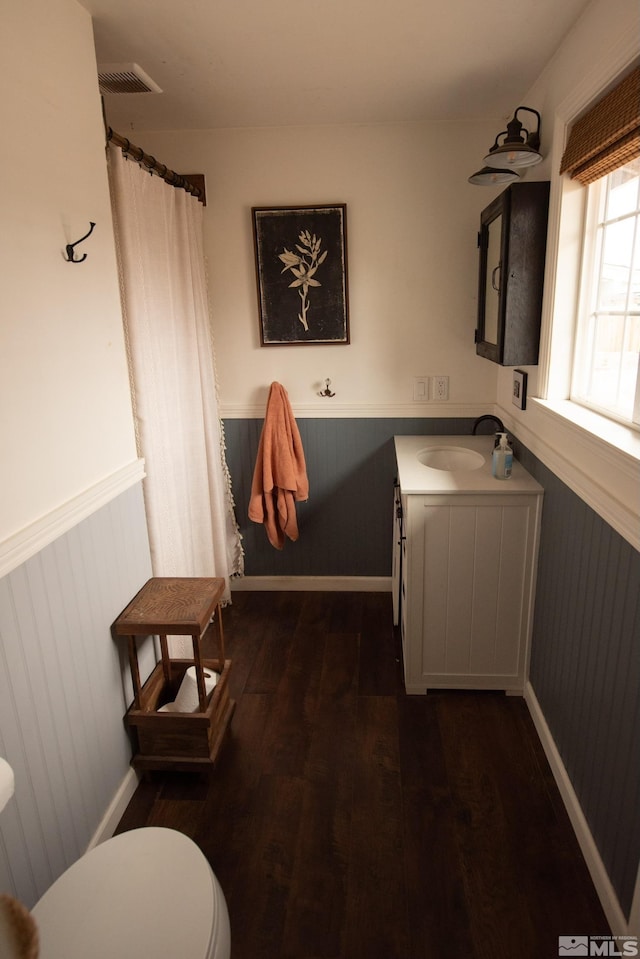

{"left": 472, "top": 414, "right": 505, "bottom": 435}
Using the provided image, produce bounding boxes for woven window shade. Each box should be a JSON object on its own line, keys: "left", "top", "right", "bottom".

{"left": 559, "top": 66, "right": 640, "bottom": 185}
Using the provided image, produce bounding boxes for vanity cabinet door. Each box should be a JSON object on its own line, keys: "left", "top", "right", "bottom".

{"left": 401, "top": 493, "right": 541, "bottom": 694}
{"left": 391, "top": 482, "right": 403, "bottom": 626}
{"left": 475, "top": 181, "right": 549, "bottom": 366}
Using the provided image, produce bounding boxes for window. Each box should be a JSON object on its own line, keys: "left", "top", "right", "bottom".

{"left": 534, "top": 62, "right": 640, "bottom": 553}
{"left": 558, "top": 65, "right": 640, "bottom": 429}
{"left": 571, "top": 159, "right": 640, "bottom": 426}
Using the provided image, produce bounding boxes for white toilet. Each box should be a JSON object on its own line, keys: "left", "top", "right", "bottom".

{"left": 31, "top": 827, "right": 230, "bottom": 959}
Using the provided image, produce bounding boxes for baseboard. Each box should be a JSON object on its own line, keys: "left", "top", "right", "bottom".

{"left": 524, "top": 681, "right": 630, "bottom": 936}
{"left": 231, "top": 575, "right": 392, "bottom": 592}
{"left": 86, "top": 767, "right": 140, "bottom": 850}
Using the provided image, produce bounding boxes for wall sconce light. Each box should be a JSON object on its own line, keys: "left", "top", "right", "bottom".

{"left": 467, "top": 166, "right": 521, "bottom": 186}
{"left": 482, "top": 106, "right": 542, "bottom": 169}
{"left": 469, "top": 106, "right": 543, "bottom": 184}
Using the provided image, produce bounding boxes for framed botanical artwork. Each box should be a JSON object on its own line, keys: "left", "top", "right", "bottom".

{"left": 252, "top": 204, "right": 349, "bottom": 346}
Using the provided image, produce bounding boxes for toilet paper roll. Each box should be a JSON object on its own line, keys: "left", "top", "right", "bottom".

{"left": 172, "top": 666, "right": 218, "bottom": 712}
{"left": 0, "top": 758, "right": 15, "bottom": 814}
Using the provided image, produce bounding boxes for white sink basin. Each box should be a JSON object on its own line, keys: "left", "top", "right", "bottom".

{"left": 416, "top": 446, "right": 485, "bottom": 472}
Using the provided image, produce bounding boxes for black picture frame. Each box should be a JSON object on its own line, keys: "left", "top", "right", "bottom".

{"left": 252, "top": 204, "right": 349, "bottom": 346}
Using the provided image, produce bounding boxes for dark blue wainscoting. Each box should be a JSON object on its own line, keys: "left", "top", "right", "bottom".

{"left": 515, "top": 442, "right": 640, "bottom": 920}
{"left": 223, "top": 417, "right": 475, "bottom": 576}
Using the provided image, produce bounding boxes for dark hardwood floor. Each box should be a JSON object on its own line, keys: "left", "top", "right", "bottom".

{"left": 115, "top": 590, "right": 609, "bottom": 958}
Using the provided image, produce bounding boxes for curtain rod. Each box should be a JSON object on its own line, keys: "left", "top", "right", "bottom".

{"left": 107, "top": 127, "right": 204, "bottom": 201}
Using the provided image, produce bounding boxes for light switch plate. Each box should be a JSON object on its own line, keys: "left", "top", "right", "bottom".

{"left": 413, "top": 377, "right": 428, "bottom": 402}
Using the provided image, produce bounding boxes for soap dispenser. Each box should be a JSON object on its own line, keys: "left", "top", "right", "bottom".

{"left": 492, "top": 432, "right": 513, "bottom": 480}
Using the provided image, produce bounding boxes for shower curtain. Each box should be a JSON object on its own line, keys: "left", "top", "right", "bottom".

{"left": 108, "top": 145, "right": 243, "bottom": 647}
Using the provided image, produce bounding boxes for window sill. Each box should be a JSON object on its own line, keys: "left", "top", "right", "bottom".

{"left": 526, "top": 398, "right": 639, "bottom": 550}
{"left": 534, "top": 398, "right": 640, "bottom": 461}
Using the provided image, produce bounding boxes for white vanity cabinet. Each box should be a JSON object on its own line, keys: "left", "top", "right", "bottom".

{"left": 394, "top": 436, "right": 543, "bottom": 695}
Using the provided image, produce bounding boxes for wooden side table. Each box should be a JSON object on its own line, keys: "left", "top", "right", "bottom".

{"left": 115, "top": 577, "right": 235, "bottom": 772}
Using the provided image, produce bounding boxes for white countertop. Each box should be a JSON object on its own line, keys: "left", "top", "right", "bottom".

{"left": 394, "top": 435, "right": 544, "bottom": 495}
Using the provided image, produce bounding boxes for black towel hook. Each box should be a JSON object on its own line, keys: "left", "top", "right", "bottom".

{"left": 65, "top": 222, "right": 96, "bottom": 263}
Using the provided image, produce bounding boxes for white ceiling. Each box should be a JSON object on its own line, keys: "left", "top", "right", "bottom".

{"left": 83, "top": 0, "right": 592, "bottom": 133}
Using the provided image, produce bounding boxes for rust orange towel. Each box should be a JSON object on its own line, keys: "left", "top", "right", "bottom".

{"left": 248, "top": 383, "right": 309, "bottom": 549}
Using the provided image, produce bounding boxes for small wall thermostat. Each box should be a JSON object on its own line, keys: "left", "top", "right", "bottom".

{"left": 512, "top": 369, "right": 528, "bottom": 410}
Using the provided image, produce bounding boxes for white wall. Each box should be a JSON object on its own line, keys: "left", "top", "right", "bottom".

{"left": 123, "top": 120, "right": 502, "bottom": 418}
{"left": 0, "top": 0, "right": 154, "bottom": 908}
{"left": 115, "top": 0, "right": 640, "bottom": 551}
{"left": 493, "top": 0, "right": 640, "bottom": 550}
{"left": 0, "top": 0, "right": 139, "bottom": 558}
{"left": 497, "top": 0, "right": 638, "bottom": 414}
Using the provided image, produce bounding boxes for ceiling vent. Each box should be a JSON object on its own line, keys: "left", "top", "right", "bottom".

{"left": 98, "top": 63, "right": 162, "bottom": 95}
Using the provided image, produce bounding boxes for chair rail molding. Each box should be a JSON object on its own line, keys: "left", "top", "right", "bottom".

{"left": 0, "top": 459, "right": 146, "bottom": 578}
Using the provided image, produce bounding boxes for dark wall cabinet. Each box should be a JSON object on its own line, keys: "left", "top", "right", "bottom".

{"left": 475, "top": 181, "right": 550, "bottom": 366}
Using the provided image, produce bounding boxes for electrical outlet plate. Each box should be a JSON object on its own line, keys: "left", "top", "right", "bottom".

{"left": 433, "top": 375, "right": 449, "bottom": 400}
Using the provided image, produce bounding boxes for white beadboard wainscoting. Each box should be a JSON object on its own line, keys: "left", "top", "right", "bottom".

{"left": 0, "top": 482, "right": 153, "bottom": 908}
